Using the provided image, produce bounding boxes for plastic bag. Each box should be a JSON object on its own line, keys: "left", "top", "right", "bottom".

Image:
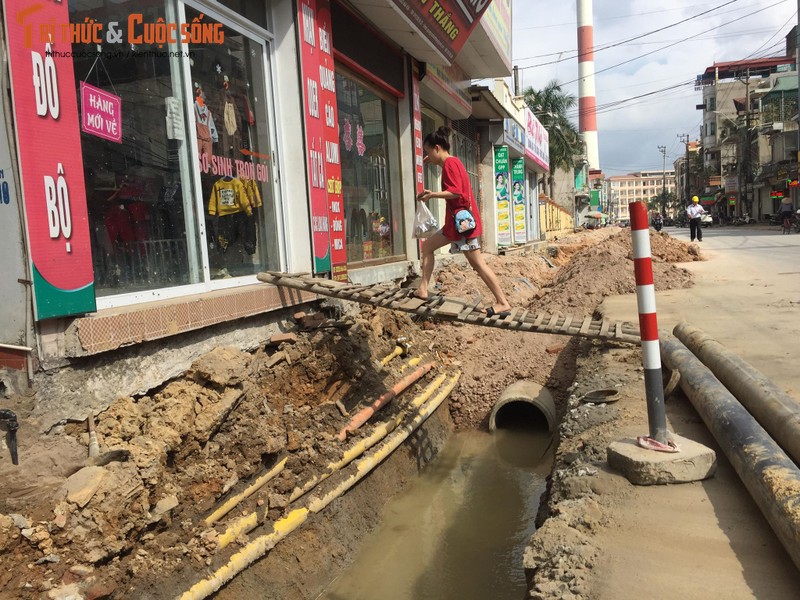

{"left": 413, "top": 202, "right": 438, "bottom": 238}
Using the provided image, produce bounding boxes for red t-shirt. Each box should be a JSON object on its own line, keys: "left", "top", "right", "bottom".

{"left": 440, "top": 156, "right": 482, "bottom": 241}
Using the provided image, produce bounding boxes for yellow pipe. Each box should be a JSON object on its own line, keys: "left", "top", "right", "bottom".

{"left": 219, "top": 373, "right": 448, "bottom": 549}
{"left": 399, "top": 353, "right": 427, "bottom": 373}
{"left": 204, "top": 457, "right": 287, "bottom": 527}
{"left": 379, "top": 346, "right": 403, "bottom": 366}
{"left": 289, "top": 373, "right": 447, "bottom": 502}
{"left": 179, "top": 372, "right": 460, "bottom": 600}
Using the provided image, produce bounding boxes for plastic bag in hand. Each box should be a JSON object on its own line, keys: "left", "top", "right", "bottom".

{"left": 413, "top": 201, "right": 438, "bottom": 238}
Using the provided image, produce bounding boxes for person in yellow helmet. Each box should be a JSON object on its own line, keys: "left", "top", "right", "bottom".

{"left": 686, "top": 195, "right": 704, "bottom": 242}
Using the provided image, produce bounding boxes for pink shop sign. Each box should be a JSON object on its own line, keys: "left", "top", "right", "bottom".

{"left": 80, "top": 82, "right": 122, "bottom": 143}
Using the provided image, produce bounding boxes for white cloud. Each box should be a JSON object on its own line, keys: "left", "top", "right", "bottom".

{"left": 511, "top": 0, "right": 796, "bottom": 174}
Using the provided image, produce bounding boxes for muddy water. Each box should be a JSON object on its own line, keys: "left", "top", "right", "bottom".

{"left": 320, "top": 425, "right": 553, "bottom": 600}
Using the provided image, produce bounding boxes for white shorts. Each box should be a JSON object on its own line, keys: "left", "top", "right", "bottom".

{"left": 449, "top": 235, "right": 480, "bottom": 254}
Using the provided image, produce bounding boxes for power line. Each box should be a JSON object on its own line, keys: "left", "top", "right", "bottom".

{"left": 543, "top": 0, "right": 789, "bottom": 88}
{"left": 517, "top": 0, "right": 740, "bottom": 67}
{"left": 516, "top": 27, "right": 778, "bottom": 61}
{"left": 513, "top": 3, "right": 724, "bottom": 31}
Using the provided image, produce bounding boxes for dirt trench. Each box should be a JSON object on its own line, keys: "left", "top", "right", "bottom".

{"left": 0, "top": 228, "right": 700, "bottom": 599}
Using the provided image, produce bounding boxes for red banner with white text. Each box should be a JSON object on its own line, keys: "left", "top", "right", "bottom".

{"left": 389, "top": 0, "right": 493, "bottom": 63}
{"left": 4, "top": 0, "right": 96, "bottom": 319}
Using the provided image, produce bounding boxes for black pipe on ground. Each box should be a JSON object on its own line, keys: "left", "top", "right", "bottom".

{"left": 673, "top": 322, "right": 800, "bottom": 466}
{"left": 660, "top": 335, "right": 800, "bottom": 571}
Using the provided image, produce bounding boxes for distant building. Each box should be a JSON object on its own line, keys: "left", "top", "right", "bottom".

{"left": 607, "top": 170, "right": 677, "bottom": 220}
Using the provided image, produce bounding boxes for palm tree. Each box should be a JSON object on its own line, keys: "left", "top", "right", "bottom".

{"left": 523, "top": 80, "right": 584, "bottom": 199}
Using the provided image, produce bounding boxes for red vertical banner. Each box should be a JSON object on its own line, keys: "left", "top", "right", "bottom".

{"left": 316, "top": 1, "right": 346, "bottom": 282}
{"left": 4, "top": 0, "right": 96, "bottom": 320}
{"left": 298, "top": 0, "right": 331, "bottom": 274}
{"left": 412, "top": 70, "right": 424, "bottom": 196}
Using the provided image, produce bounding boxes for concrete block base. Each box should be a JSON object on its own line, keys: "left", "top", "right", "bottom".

{"left": 607, "top": 434, "right": 717, "bottom": 485}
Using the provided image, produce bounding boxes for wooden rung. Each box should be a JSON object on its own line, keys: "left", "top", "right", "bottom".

{"left": 560, "top": 314, "right": 574, "bottom": 333}
{"left": 514, "top": 309, "right": 529, "bottom": 329}
{"left": 499, "top": 308, "right": 518, "bottom": 327}
{"left": 533, "top": 313, "right": 546, "bottom": 328}
{"left": 371, "top": 287, "right": 397, "bottom": 303}
{"left": 419, "top": 295, "right": 445, "bottom": 313}
{"left": 458, "top": 297, "right": 484, "bottom": 320}
{"left": 579, "top": 317, "right": 593, "bottom": 335}
{"left": 600, "top": 320, "right": 610, "bottom": 337}
{"left": 379, "top": 288, "right": 410, "bottom": 306}
{"left": 546, "top": 314, "right": 560, "bottom": 330}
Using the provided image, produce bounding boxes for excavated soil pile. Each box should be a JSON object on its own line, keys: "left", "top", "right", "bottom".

{"left": 0, "top": 228, "right": 700, "bottom": 599}
{"left": 426, "top": 228, "right": 698, "bottom": 429}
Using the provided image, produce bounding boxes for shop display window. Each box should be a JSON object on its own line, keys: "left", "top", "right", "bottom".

{"left": 336, "top": 71, "right": 404, "bottom": 264}
{"left": 185, "top": 5, "right": 280, "bottom": 280}
{"left": 72, "top": 0, "right": 203, "bottom": 297}
{"left": 71, "top": 0, "right": 281, "bottom": 300}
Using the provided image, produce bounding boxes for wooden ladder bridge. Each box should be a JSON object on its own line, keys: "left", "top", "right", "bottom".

{"left": 257, "top": 271, "right": 641, "bottom": 344}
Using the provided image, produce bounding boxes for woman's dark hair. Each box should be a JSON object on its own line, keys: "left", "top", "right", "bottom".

{"left": 423, "top": 126, "right": 451, "bottom": 151}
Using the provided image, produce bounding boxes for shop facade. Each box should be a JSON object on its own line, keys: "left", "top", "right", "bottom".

{"left": 0, "top": 0, "right": 511, "bottom": 405}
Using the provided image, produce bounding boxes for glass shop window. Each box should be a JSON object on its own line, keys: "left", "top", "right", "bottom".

{"left": 336, "top": 71, "right": 404, "bottom": 264}
{"left": 185, "top": 5, "right": 280, "bottom": 280}
{"left": 72, "top": 1, "right": 203, "bottom": 298}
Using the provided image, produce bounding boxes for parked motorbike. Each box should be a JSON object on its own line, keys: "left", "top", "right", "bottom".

{"left": 732, "top": 213, "right": 756, "bottom": 226}
{"left": 653, "top": 216, "right": 663, "bottom": 232}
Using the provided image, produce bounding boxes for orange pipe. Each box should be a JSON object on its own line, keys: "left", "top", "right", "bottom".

{"left": 337, "top": 362, "right": 436, "bottom": 441}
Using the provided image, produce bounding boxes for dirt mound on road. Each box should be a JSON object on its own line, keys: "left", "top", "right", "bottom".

{"left": 528, "top": 230, "right": 698, "bottom": 315}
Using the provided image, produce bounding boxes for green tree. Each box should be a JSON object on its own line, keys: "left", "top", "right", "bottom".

{"left": 523, "top": 80, "right": 585, "bottom": 199}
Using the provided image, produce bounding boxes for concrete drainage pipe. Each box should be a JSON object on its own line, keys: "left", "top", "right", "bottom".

{"left": 489, "top": 381, "right": 556, "bottom": 432}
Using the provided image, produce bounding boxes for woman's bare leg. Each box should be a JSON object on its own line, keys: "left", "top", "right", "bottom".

{"left": 416, "top": 231, "right": 450, "bottom": 299}
{"left": 464, "top": 248, "right": 511, "bottom": 312}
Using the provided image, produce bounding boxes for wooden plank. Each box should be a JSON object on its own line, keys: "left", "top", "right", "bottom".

{"left": 579, "top": 317, "right": 593, "bottom": 335}
{"left": 396, "top": 297, "right": 426, "bottom": 310}
{"left": 378, "top": 288, "right": 410, "bottom": 307}
{"left": 308, "top": 278, "right": 346, "bottom": 289}
{"left": 370, "top": 287, "right": 397, "bottom": 303}
{"left": 546, "top": 314, "right": 560, "bottom": 331}
{"left": 500, "top": 308, "right": 519, "bottom": 328}
{"left": 533, "top": 313, "right": 546, "bottom": 328}
{"left": 514, "top": 309, "right": 529, "bottom": 329}
{"left": 418, "top": 295, "right": 445, "bottom": 315}
{"left": 458, "top": 297, "right": 484, "bottom": 320}
{"left": 438, "top": 300, "right": 466, "bottom": 317}
{"left": 600, "top": 319, "right": 610, "bottom": 337}
{"left": 560, "top": 314, "right": 574, "bottom": 333}
{"left": 334, "top": 283, "right": 373, "bottom": 295}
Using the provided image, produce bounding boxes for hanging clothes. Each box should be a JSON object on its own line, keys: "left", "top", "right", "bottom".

{"left": 195, "top": 100, "right": 218, "bottom": 159}
{"left": 242, "top": 177, "right": 262, "bottom": 209}
{"left": 208, "top": 177, "right": 251, "bottom": 216}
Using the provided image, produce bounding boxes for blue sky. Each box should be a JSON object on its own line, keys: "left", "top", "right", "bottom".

{"left": 510, "top": 0, "right": 797, "bottom": 174}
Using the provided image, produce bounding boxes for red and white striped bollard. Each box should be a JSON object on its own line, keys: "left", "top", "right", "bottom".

{"left": 629, "top": 202, "right": 674, "bottom": 451}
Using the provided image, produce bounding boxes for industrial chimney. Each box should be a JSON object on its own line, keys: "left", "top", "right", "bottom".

{"left": 577, "top": 0, "right": 600, "bottom": 169}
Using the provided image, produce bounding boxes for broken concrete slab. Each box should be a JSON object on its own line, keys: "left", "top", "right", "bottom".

{"left": 63, "top": 466, "right": 106, "bottom": 507}
{"left": 607, "top": 434, "right": 717, "bottom": 485}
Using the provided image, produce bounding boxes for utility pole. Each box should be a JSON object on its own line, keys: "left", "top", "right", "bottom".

{"left": 735, "top": 69, "right": 752, "bottom": 216}
{"left": 658, "top": 145, "right": 667, "bottom": 215}
{"left": 678, "top": 134, "right": 690, "bottom": 209}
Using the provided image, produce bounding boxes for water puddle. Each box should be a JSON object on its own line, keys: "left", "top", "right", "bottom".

{"left": 320, "top": 425, "right": 553, "bottom": 600}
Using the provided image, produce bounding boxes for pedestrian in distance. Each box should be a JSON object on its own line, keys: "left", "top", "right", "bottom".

{"left": 415, "top": 126, "right": 512, "bottom": 318}
{"left": 687, "top": 195, "right": 704, "bottom": 242}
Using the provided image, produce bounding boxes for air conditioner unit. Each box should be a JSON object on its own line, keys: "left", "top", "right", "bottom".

{"left": 773, "top": 122, "right": 784, "bottom": 132}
